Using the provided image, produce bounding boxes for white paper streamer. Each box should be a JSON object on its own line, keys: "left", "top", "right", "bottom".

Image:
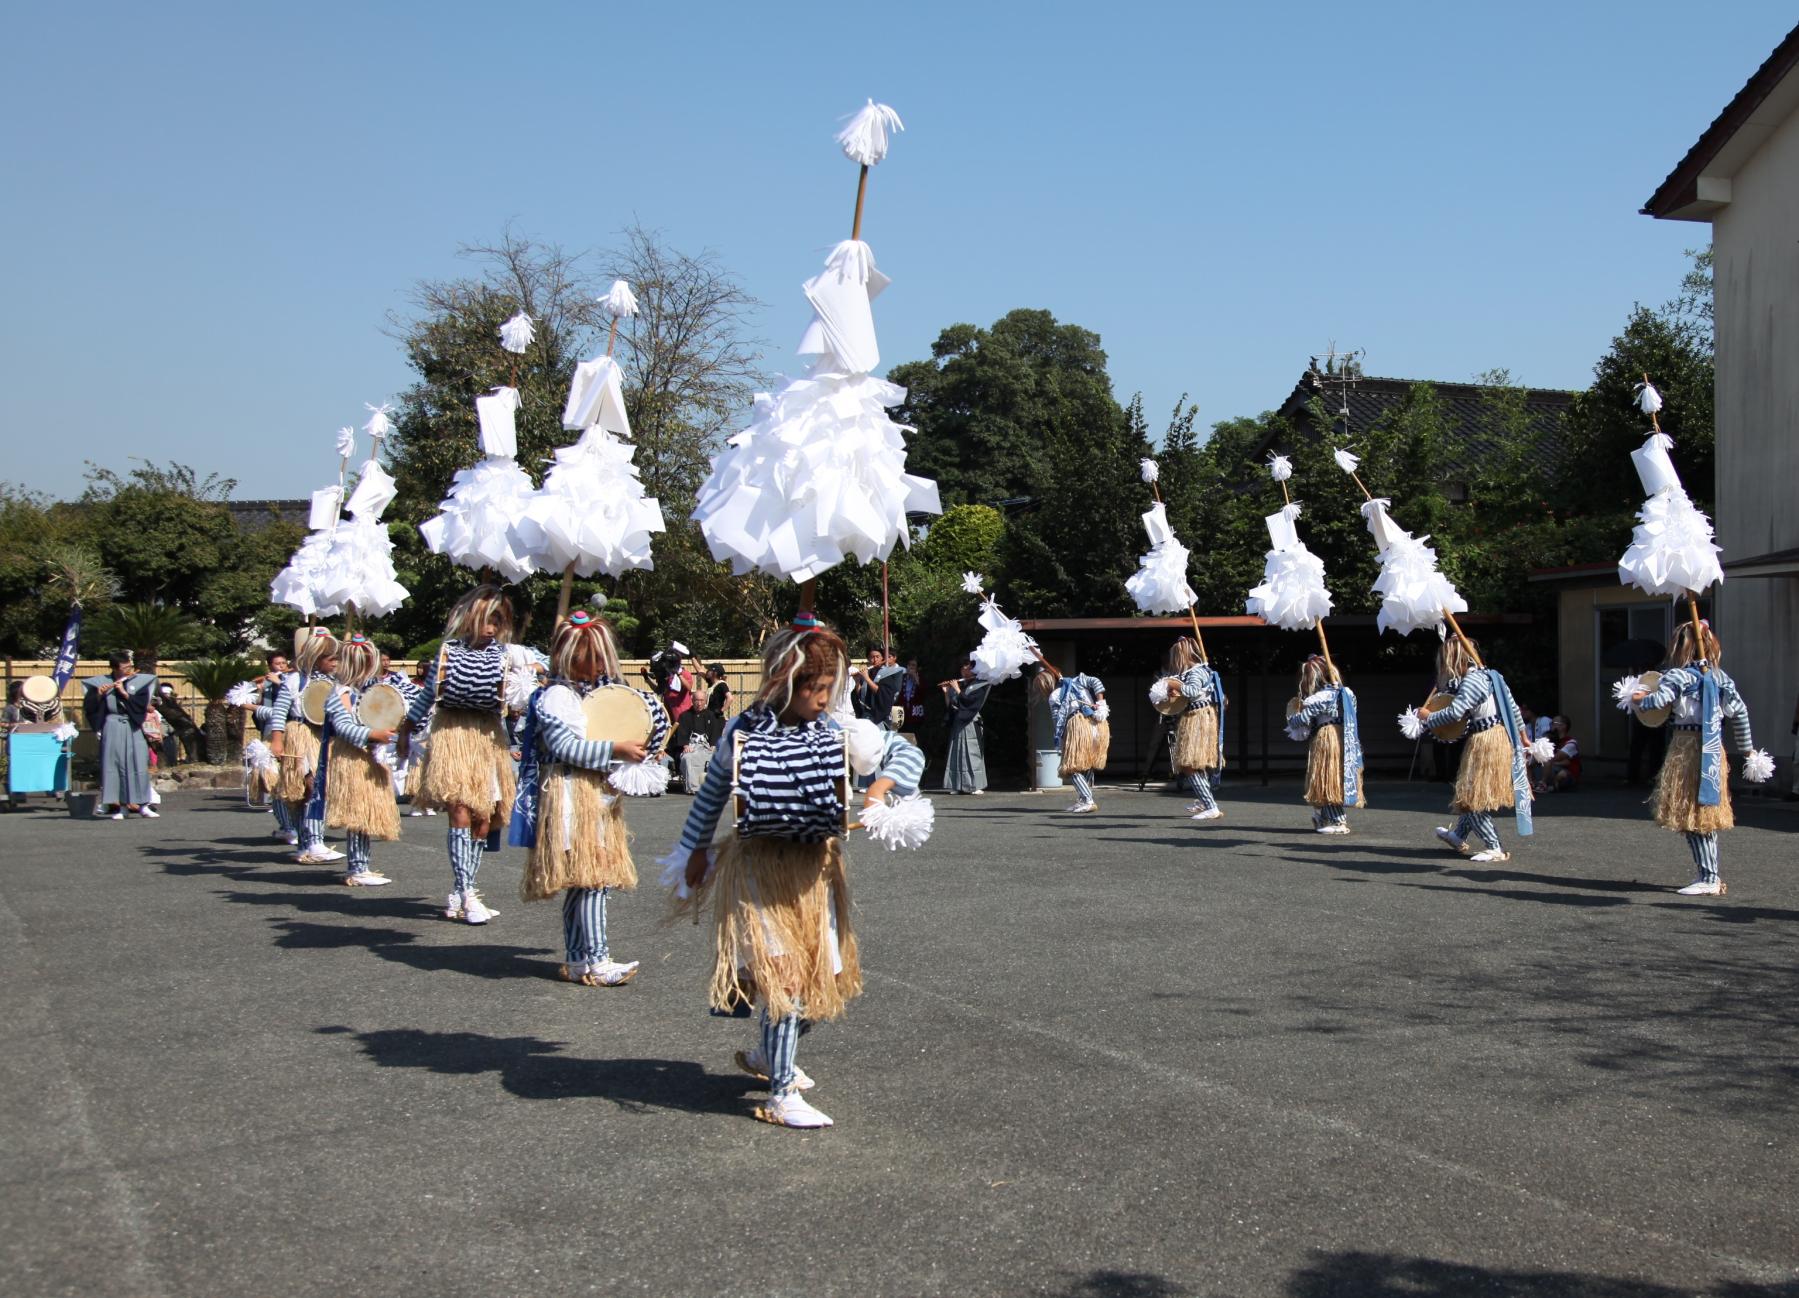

{"left": 1398, "top": 708, "right": 1426, "bottom": 741}
{"left": 971, "top": 597, "right": 1037, "bottom": 685}
{"left": 608, "top": 758, "right": 670, "bottom": 796}
{"left": 363, "top": 403, "right": 394, "bottom": 440}
{"left": 1743, "top": 749, "right": 1775, "bottom": 783}
{"left": 600, "top": 280, "right": 639, "bottom": 319}
{"left": 516, "top": 428, "right": 664, "bottom": 577}
{"left": 1148, "top": 678, "right": 1172, "bottom": 708}
{"left": 1618, "top": 486, "right": 1723, "bottom": 597}
{"left": 1126, "top": 501, "right": 1198, "bottom": 615}
{"left": 225, "top": 681, "right": 259, "bottom": 708}
{"left": 499, "top": 312, "right": 535, "bottom": 354}
{"left": 1268, "top": 453, "right": 1292, "bottom": 482}
{"left": 1611, "top": 676, "right": 1641, "bottom": 712}
{"left": 1140, "top": 458, "right": 1159, "bottom": 484}
{"left": 52, "top": 721, "right": 78, "bottom": 743}
{"left": 270, "top": 527, "right": 343, "bottom": 617}
{"left": 1360, "top": 500, "right": 1467, "bottom": 637}
{"left": 419, "top": 456, "right": 540, "bottom": 584}
{"left": 1636, "top": 380, "right": 1663, "bottom": 416}
{"left": 961, "top": 571, "right": 986, "bottom": 596}
{"left": 836, "top": 99, "right": 904, "bottom": 166}
{"left": 1528, "top": 737, "right": 1556, "bottom": 764}
{"left": 316, "top": 513, "right": 410, "bottom": 617}
{"left": 1093, "top": 699, "right": 1111, "bottom": 723}
{"left": 335, "top": 426, "right": 356, "bottom": 459}
{"left": 1333, "top": 448, "right": 1360, "bottom": 475}
{"left": 242, "top": 738, "right": 278, "bottom": 777}
{"left": 862, "top": 793, "right": 935, "bottom": 851}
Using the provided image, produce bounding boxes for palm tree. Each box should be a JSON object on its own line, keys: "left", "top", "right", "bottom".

{"left": 175, "top": 655, "right": 257, "bottom": 765}
{"left": 94, "top": 603, "right": 203, "bottom": 659}
{"left": 43, "top": 544, "right": 120, "bottom": 609}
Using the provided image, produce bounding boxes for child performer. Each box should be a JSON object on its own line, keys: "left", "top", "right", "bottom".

{"left": 1419, "top": 636, "right": 1531, "bottom": 863}
{"left": 512, "top": 611, "right": 665, "bottom": 987}
{"left": 1166, "top": 636, "right": 1226, "bottom": 822}
{"left": 320, "top": 634, "right": 406, "bottom": 887}
{"left": 405, "top": 585, "right": 521, "bottom": 925}
{"left": 1035, "top": 660, "right": 1109, "bottom": 814}
{"left": 672, "top": 619, "right": 926, "bottom": 1129}
{"left": 1286, "top": 655, "right": 1364, "bottom": 834}
{"left": 251, "top": 651, "right": 295, "bottom": 844}
{"left": 1629, "top": 622, "right": 1773, "bottom": 895}
{"left": 270, "top": 632, "right": 345, "bottom": 865}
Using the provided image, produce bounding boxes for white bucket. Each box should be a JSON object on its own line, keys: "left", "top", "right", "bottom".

{"left": 1034, "top": 749, "right": 1064, "bottom": 790}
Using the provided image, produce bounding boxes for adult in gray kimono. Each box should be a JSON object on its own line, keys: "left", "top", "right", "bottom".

{"left": 940, "top": 659, "right": 990, "bottom": 795}
{"left": 83, "top": 651, "right": 156, "bottom": 819}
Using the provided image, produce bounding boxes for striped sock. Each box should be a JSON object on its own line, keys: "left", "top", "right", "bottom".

{"left": 1686, "top": 832, "right": 1719, "bottom": 883}
{"left": 762, "top": 1008, "right": 803, "bottom": 1097}
{"left": 346, "top": 830, "right": 371, "bottom": 874}
{"left": 1189, "top": 777, "right": 1217, "bottom": 812}
{"left": 562, "top": 888, "right": 607, "bottom": 965}
{"left": 1071, "top": 773, "right": 1093, "bottom": 805}
{"left": 272, "top": 799, "right": 294, "bottom": 833}
{"left": 1326, "top": 803, "right": 1346, "bottom": 827}
{"left": 301, "top": 817, "right": 324, "bottom": 851}
{"left": 1468, "top": 812, "right": 1500, "bottom": 851}
{"left": 448, "top": 827, "right": 472, "bottom": 894}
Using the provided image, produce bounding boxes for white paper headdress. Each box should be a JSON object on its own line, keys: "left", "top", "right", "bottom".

{"left": 1139, "top": 458, "right": 1160, "bottom": 484}
{"left": 1125, "top": 501, "right": 1197, "bottom": 615}
{"left": 836, "top": 100, "right": 904, "bottom": 166}
{"left": 363, "top": 403, "right": 394, "bottom": 440}
{"left": 1359, "top": 499, "right": 1467, "bottom": 637}
{"left": 335, "top": 426, "right": 356, "bottom": 459}
{"left": 1246, "top": 500, "right": 1333, "bottom": 631}
{"left": 499, "top": 312, "right": 535, "bottom": 354}
{"left": 516, "top": 427, "right": 666, "bottom": 578}
{"left": 1333, "top": 447, "right": 1360, "bottom": 475}
{"left": 1267, "top": 453, "right": 1292, "bottom": 482}
{"left": 970, "top": 595, "right": 1036, "bottom": 685}
{"left": 600, "top": 280, "right": 639, "bottom": 319}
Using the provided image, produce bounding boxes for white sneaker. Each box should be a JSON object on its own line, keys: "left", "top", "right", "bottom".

{"left": 344, "top": 870, "right": 392, "bottom": 887}
{"left": 460, "top": 890, "right": 497, "bottom": 924}
{"left": 754, "top": 1092, "right": 833, "bottom": 1128}
{"left": 138, "top": 807, "right": 160, "bottom": 819}
{"left": 1469, "top": 849, "right": 1510, "bottom": 863}
{"left": 1187, "top": 800, "right": 1208, "bottom": 814}
{"left": 408, "top": 809, "right": 425, "bottom": 817}
{"left": 282, "top": 831, "right": 299, "bottom": 846}
{"left": 1071, "top": 802, "right": 1098, "bottom": 814}
{"left": 590, "top": 958, "right": 639, "bottom": 986}
{"left": 315, "top": 846, "right": 345, "bottom": 862}
{"left": 1316, "top": 822, "right": 1349, "bottom": 834}
{"left": 444, "top": 892, "right": 465, "bottom": 920}
{"left": 295, "top": 848, "right": 333, "bottom": 865}
{"left": 109, "top": 811, "right": 125, "bottom": 821}
{"left": 1676, "top": 878, "right": 1725, "bottom": 896}
{"left": 1190, "top": 808, "right": 1223, "bottom": 821}
{"left": 735, "top": 1048, "right": 815, "bottom": 1091}
{"left": 425, "top": 809, "right": 438, "bottom": 817}
{"left": 1434, "top": 826, "right": 1470, "bottom": 855}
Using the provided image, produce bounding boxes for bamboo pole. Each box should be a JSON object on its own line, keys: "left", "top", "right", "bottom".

{"left": 850, "top": 165, "right": 870, "bottom": 241}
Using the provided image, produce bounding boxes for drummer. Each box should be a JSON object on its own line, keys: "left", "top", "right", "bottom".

{"left": 320, "top": 634, "right": 408, "bottom": 887}
{"left": 269, "top": 633, "right": 345, "bottom": 865}
{"left": 252, "top": 652, "right": 296, "bottom": 845}
{"left": 83, "top": 651, "right": 156, "bottom": 820}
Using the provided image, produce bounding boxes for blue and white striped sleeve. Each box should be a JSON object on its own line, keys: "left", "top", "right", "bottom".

{"left": 1179, "top": 666, "right": 1211, "bottom": 703}
{"left": 325, "top": 690, "right": 371, "bottom": 750}
{"left": 1431, "top": 669, "right": 1493, "bottom": 726}
{"left": 875, "top": 731, "right": 926, "bottom": 797}
{"left": 405, "top": 660, "right": 437, "bottom": 726}
{"left": 1296, "top": 693, "right": 1338, "bottom": 727}
{"left": 676, "top": 716, "right": 743, "bottom": 853}
{"left": 1720, "top": 674, "right": 1755, "bottom": 752}
{"left": 268, "top": 685, "right": 295, "bottom": 733}
{"left": 534, "top": 705, "right": 613, "bottom": 772}
{"left": 1637, "top": 667, "right": 1693, "bottom": 711}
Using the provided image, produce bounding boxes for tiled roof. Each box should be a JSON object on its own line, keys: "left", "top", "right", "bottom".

{"left": 1271, "top": 374, "right": 1575, "bottom": 480}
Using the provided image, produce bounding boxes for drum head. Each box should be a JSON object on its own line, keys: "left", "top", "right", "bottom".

{"left": 356, "top": 682, "right": 406, "bottom": 731}
{"left": 299, "top": 679, "right": 333, "bottom": 726}
{"left": 1634, "top": 671, "right": 1672, "bottom": 728}
{"left": 582, "top": 684, "right": 653, "bottom": 747}
{"left": 1152, "top": 676, "right": 1189, "bottom": 717}
{"left": 1423, "top": 691, "right": 1466, "bottom": 742}
{"left": 21, "top": 675, "right": 57, "bottom": 705}
{"left": 1285, "top": 695, "right": 1303, "bottom": 719}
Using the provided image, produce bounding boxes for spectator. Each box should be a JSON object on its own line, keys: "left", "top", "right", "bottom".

{"left": 899, "top": 658, "right": 928, "bottom": 734}
{"left": 940, "top": 660, "right": 990, "bottom": 794}
{"left": 83, "top": 650, "right": 154, "bottom": 819}
{"left": 1536, "top": 715, "right": 1581, "bottom": 794}
{"left": 644, "top": 642, "right": 697, "bottom": 755}
{"left": 696, "top": 663, "right": 732, "bottom": 746}
{"left": 1519, "top": 704, "right": 1552, "bottom": 742}
{"left": 2, "top": 681, "right": 23, "bottom": 734}
{"left": 852, "top": 646, "right": 904, "bottom": 729}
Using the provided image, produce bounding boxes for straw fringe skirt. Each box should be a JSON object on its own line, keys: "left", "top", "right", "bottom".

{"left": 412, "top": 708, "right": 516, "bottom": 822}
{"left": 1304, "top": 724, "right": 1363, "bottom": 807}
{"left": 1061, "top": 715, "right": 1111, "bottom": 776}
{"left": 521, "top": 767, "right": 636, "bottom": 901}
{"left": 677, "top": 835, "right": 860, "bottom": 1023}
{"left": 325, "top": 744, "right": 401, "bottom": 840}
{"left": 275, "top": 721, "right": 320, "bottom": 803}
{"left": 1174, "top": 704, "right": 1221, "bottom": 773}
{"left": 1451, "top": 724, "right": 1517, "bottom": 813}
{"left": 1653, "top": 731, "right": 1734, "bottom": 833}
{"left": 248, "top": 757, "right": 279, "bottom": 802}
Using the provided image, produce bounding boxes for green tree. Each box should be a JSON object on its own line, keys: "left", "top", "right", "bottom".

{"left": 177, "top": 654, "right": 258, "bottom": 764}
{"left": 92, "top": 603, "right": 205, "bottom": 658}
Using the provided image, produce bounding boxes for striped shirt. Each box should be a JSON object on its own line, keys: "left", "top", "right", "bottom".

{"left": 676, "top": 710, "right": 926, "bottom": 854}
{"left": 1178, "top": 665, "right": 1215, "bottom": 707}
{"left": 1639, "top": 666, "right": 1753, "bottom": 749}
{"left": 323, "top": 686, "right": 372, "bottom": 751}
{"left": 1049, "top": 673, "right": 1105, "bottom": 746}
{"left": 1294, "top": 688, "right": 1341, "bottom": 730}
{"left": 531, "top": 685, "right": 615, "bottom": 773}
{"left": 268, "top": 672, "right": 333, "bottom": 733}
{"left": 1429, "top": 669, "right": 1522, "bottom": 735}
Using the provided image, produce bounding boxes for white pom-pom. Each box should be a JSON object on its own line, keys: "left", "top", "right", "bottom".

{"left": 1399, "top": 708, "right": 1425, "bottom": 741}
{"left": 1284, "top": 715, "right": 1309, "bottom": 743}
{"left": 655, "top": 844, "right": 711, "bottom": 899}
{"left": 335, "top": 426, "right": 356, "bottom": 459}
{"left": 1636, "top": 380, "right": 1663, "bottom": 416}
{"left": 836, "top": 99, "right": 904, "bottom": 166}
{"left": 608, "top": 757, "right": 670, "bottom": 797}
{"left": 1333, "top": 448, "right": 1360, "bottom": 475}
{"left": 1140, "top": 458, "right": 1160, "bottom": 484}
{"left": 861, "top": 794, "right": 935, "bottom": 850}
{"left": 1268, "top": 453, "right": 1293, "bottom": 482}
{"left": 1528, "top": 737, "right": 1556, "bottom": 764}
{"left": 225, "top": 681, "right": 259, "bottom": 708}
{"left": 1092, "top": 699, "right": 1111, "bottom": 722}
{"left": 242, "top": 739, "right": 278, "bottom": 776}
{"left": 1148, "top": 678, "right": 1171, "bottom": 707}
{"left": 961, "top": 571, "right": 985, "bottom": 596}
{"left": 363, "top": 403, "right": 394, "bottom": 440}
{"left": 600, "top": 280, "right": 638, "bottom": 319}
{"left": 499, "top": 312, "right": 535, "bottom": 354}
{"left": 1743, "top": 749, "right": 1776, "bottom": 783}
{"left": 53, "top": 721, "right": 78, "bottom": 743}
{"left": 1611, "top": 676, "right": 1641, "bottom": 711}
{"left": 843, "top": 718, "right": 887, "bottom": 777}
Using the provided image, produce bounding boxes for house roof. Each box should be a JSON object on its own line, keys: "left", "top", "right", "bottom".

{"left": 1642, "top": 23, "right": 1799, "bottom": 221}
{"left": 1269, "top": 374, "right": 1575, "bottom": 481}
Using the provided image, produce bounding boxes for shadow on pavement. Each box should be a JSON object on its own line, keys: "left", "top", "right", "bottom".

{"left": 219, "top": 887, "right": 445, "bottom": 921}
{"left": 1442, "top": 867, "right": 1668, "bottom": 894}
{"left": 1049, "top": 1270, "right": 1191, "bottom": 1297}
{"left": 318, "top": 1024, "right": 756, "bottom": 1115}
{"left": 1284, "top": 1249, "right": 1799, "bottom": 1297}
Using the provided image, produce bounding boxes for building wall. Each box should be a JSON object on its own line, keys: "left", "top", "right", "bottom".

{"left": 1554, "top": 584, "right": 1672, "bottom": 762}
{"left": 1712, "top": 96, "right": 1799, "bottom": 757}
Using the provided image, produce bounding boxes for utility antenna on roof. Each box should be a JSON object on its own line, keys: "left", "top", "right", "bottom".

{"left": 1306, "top": 343, "right": 1366, "bottom": 441}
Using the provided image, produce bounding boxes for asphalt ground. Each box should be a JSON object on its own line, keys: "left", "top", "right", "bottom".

{"left": 3, "top": 776, "right": 1796, "bottom": 1298}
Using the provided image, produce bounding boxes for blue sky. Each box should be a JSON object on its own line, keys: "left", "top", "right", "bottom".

{"left": 1, "top": 2, "right": 1789, "bottom": 501}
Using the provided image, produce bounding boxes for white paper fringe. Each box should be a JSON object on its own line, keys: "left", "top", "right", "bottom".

{"left": 335, "top": 426, "right": 356, "bottom": 459}
{"left": 600, "top": 280, "right": 639, "bottom": 319}
{"left": 1398, "top": 708, "right": 1426, "bottom": 741}
{"left": 1636, "top": 380, "right": 1662, "bottom": 416}
{"left": 1617, "top": 486, "right": 1723, "bottom": 598}
{"left": 499, "top": 312, "right": 535, "bottom": 354}
{"left": 1611, "top": 676, "right": 1642, "bottom": 711}
{"left": 1333, "top": 448, "right": 1360, "bottom": 474}
{"left": 1528, "top": 737, "right": 1556, "bottom": 764}
{"left": 1093, "top": 700, "right": 1111, "bottom": 723}
{"left": 971, "top": 597, "right": 1036, "bottom": 685}
{"left": 242, "top": 739, "right": 278, "bottom": 777}
{"left": 1140, "top": 458, "right": 1159, "bottom": 484}
{"left": 1743, "top": 749, "right": 1776, "bottom": 783}
{"left": 363, "top": 403, "right": 394, "bottom": 440}
{"left": 1284, "top": 714, "right": 1310, "bottom": 743}
{"left": 52, "top": 721, "right": 78, "bottom": 743}
{"left": 419, "top": 457, "right": 541, "bottom": 583}
{"left": 516, "top": 428, "right": 664, "bottom": 577}
{"left": 1268, "top": 453, "right": 1293, "bottom": 482}
{"left": 1147, "top": 678, "right": 1172, "bottom": 708}
{"left": 836, "top": 99, "right": 904, "bottom": 166}
{"left": 1246, "top": 541, "right": 1333, "bottom": 631}
{"left": 961, "top": 571, "right": 986, "bottom": 596}
{"left": 225, "top": 681, "right": 259, "bottom": 709}
{"left": 608, "top": 758, "right": 670, "bottom": 797}
{"left": 862, "top": 793, "right": 934, "bottom": 851}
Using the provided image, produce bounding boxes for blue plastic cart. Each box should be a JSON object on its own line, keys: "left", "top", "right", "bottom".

{"left": 7, "top": 727, "right": 72, "bottom": 800}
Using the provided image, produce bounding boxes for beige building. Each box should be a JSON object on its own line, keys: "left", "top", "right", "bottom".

{"left": 1644, "top": 24, "right": 1799, "bottom": 768}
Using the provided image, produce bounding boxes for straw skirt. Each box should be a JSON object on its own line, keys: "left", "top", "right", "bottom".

{"left": 325, "top": 743, "right": 401, "bottom": 840}
{"left": 1451, "top": 724, "right": 1517, "bottom": 814}
{"left": 521, "top": 767, "right": 636, "bottom": 900}
{"left": 275, "top": 721, "right": 320, "bottom": 803}
{"left": 1174, "top": 705, "right": 1221, "bottom": 773}
{"left": 1304, "top": 723, "right": 1363, "bottom": 807}
{"left": 1652, "top": 730, "right": 1734, "bottom": 833}
{"left": 1060, "top": 714, "right": 1111, "bottom": 776}
{"left": 411, "top": 708, "right": 516, "bottom": 823}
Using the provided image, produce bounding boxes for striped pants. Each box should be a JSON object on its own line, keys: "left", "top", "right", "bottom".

{"left": 759, "top": 1006, "right": 803, "bottom": 1097}
{"left": 561, "top": 888, "right": 610, "bottom": 965}
{"left": 1685, "top": 832, "right": 1720, "bottom": 884}
{"left": 1186, "top": 773, "right": 1217, "bottom": 812}
{"left": 297, "top": 810, "right": 324, "bottom": 851}
{"left": 271, "top": 799, "right": 294, "bottom": 834}
{"left": 345, "top": 830, "right": 371, "bottom": 876}
{"left": 1069, "top": 773, "right": 1095, "bottom": 805}
{"left": 1317, "top": 802, "right": 1346, "bottom": 828}
{"left": 448, "top": 826, "right": 484, "bottom": 894}
{"left": 1453, "top": 812, "right": 1500, "bottom": 852}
